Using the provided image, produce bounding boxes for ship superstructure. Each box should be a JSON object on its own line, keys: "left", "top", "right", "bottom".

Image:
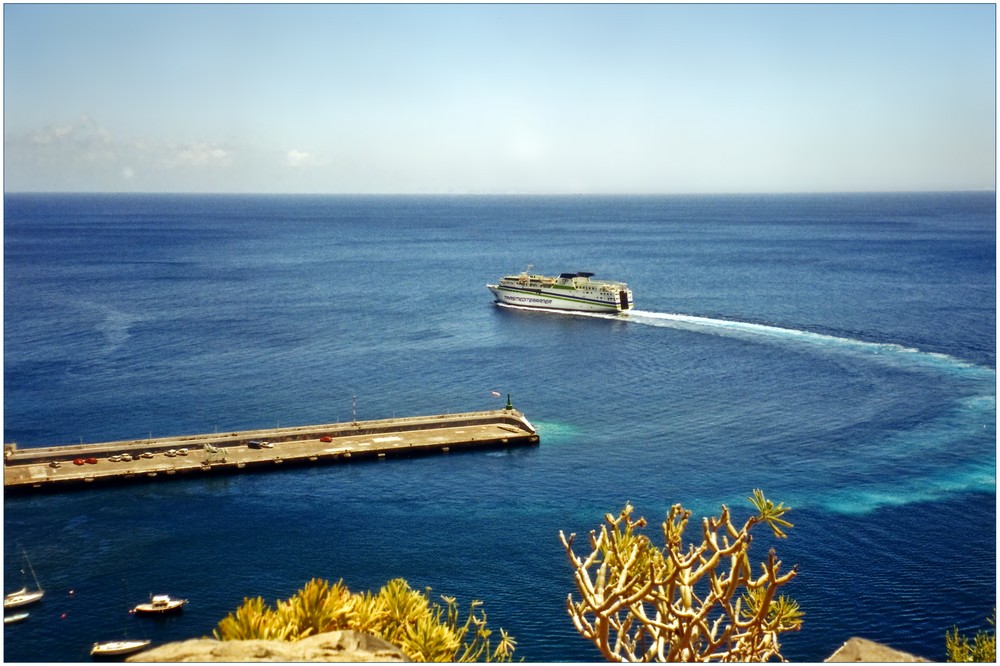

{"left": 487, "top": 271, "right": 633, "bottom": 314}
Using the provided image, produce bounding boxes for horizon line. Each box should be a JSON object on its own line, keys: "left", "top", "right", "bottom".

{"left": 4, "top": 189, "right": 997, "bottom": 197}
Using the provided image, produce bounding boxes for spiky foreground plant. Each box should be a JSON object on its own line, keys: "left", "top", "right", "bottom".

{"left": 214, "top": 595, "right": 297, "bottom": 642}
{"left": 213, "top": 577, "right": 515, "bottom": 662}
{"left": 559, "top": 489, "right": 802, "bottom": 662}
{"left": 946, "top": 611, "right": 996, "bottom": 662}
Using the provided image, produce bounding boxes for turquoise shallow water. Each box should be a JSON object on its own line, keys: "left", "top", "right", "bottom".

{"left": 4, "top": 192, "right": 995, "bottom": 661}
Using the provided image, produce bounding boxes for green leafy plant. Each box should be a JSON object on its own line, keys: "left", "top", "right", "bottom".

{"left": 559, "top": 489, "right": 802, "bottom": 662}
{"left": 213, "top": 577, "right": 515, "bottom": 662}
{"left": 946, "top": 611, "right": 996, "bottom": 662}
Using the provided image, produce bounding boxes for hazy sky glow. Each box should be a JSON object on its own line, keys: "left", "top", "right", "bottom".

{"left": 3, "top": 3, "right": 996, "bottom": 194}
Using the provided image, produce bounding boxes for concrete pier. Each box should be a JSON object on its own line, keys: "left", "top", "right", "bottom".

{"left": 3, "top": 409, "right": 539, "bottom": 494}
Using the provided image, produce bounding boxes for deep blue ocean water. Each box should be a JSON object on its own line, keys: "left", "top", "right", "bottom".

{"left": 3, "top": 192, "right": 995, "bottom": 662}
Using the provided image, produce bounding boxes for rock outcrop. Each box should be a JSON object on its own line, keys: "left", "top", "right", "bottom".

{"left": 126, "top": 630, "right": 407, "bottom": 662}
{"left": 825, "top": 636, "right": 929, "bottom": 662}
{"left": 127, "top": 630, "right": 928, "bottom": 662}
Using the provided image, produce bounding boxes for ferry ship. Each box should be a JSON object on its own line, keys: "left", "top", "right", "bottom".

{"left": 487, "top": 271, "right": 634, "bottom": 314}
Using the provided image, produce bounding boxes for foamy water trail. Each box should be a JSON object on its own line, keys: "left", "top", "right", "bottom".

{"left": 502, "top": 304, "right": 996, "bottom": 514}
{"left": 629, "top": 310, "right": 994, "bottom": 378}
{"left": 631, "top": 310, "right": 997, "bottom": 514}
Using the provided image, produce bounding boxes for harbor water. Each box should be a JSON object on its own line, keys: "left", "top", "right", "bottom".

{"left": 3, "top": 192, "right": 995, "bottom": 661}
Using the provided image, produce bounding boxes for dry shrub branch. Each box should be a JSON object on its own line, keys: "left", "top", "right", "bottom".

{"left": 559, "top": 489, "right": 802, "bottom": 662}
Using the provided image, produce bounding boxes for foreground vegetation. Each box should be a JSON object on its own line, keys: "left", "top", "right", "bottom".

{"left": 211, "top": 489, "right": 989, "bottom": 662}
{"left": 946, "top": 611, "right": 996, "bottom": 662}
{"left": 213, "top": 577, "right": 515, "bottom": 662}
{"left": 560, "top": 489, "right": 802, "bottom": 661}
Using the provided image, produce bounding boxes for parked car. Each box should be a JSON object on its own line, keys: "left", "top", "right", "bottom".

{"left": 320, "top": 436, "right": 333, "bottom": 443}
{"left": 248, "top": 440, "right": 273, "bottom": 449}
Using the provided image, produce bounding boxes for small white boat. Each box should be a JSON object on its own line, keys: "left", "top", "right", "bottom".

{"left": 132, "top": 594, "right": 186, "bottom": 615}
{"left": 488, "top": 270, "right": 634, "bottom": 314}
{"left": 4, "top": 611, "right": 29, "bottom": 624}
{"left": 96, "top": 582, "right": 150, "bottom": 657}
{"left": 4, "top": 551, "right": 44, "bottom": 610}
{"left": 90, "top": 638, "right": 151, "bottom": 658}
{"left": 3, "top": 588, "right": 44, "bottom": 609}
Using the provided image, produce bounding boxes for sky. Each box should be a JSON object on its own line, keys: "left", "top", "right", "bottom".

{"left": 3, "top": 3, "right": 996, "bottom": 194}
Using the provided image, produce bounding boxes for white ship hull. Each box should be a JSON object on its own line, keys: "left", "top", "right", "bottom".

{"left": 487, "top": 271, "right": 633, "bottom": 314}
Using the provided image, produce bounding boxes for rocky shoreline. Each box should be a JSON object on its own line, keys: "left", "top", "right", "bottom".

{"left": 125, "top": 631, "right": 928, "bottom": 662}
{"left": 126, "top": 631, "right": 406, "bottom": 662}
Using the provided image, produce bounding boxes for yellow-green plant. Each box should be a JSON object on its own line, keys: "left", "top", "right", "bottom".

{"left": 352, "top": 589, "right": 389, "bottom": 634}
{"left": 379, "top": 577, "right": 432, "bottom": 646}
{"left": 213, "top": 576, "right": 515, "bottom": 662}
{"left": 280, "top": 578, "right": 357, "bottom": 639}
{"left": 946, "top": 611, "right": 996, "bottom": 662}
{"left": 214, "top": 595, "right": 296, "bottom": 641}
{"left": 559, "top": 489, "right": 802, "bottom": 662}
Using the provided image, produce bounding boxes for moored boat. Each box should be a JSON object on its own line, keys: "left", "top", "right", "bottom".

{"left": 4, "top": 551, "right": 44, "bottom": 610}
{"left": 487, "top": 270, "right": 634, "bottom": 314}
{"left": 4, "top": 611, "right": 29, "bottom": 624}
{"left": 132, "top": 594, "right": 186, "bottom": 615}
{"left": 3, "top": 588, "right": 44, "bottom": 609}
{"left": 90, "top": 638, "right": 151, "bottom": 659}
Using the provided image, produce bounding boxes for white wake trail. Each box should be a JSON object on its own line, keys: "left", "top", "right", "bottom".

{"left": 499, "top": 302, "right": 993, "bottom": 379}
{"left": 627, "top": 310, "right": 994, "bottom": 379}
{"left": 499, "top": 303, "right": 995, "bottom": 512}
{"left": 627, "top": 309, "right": 995, "bottom": 513}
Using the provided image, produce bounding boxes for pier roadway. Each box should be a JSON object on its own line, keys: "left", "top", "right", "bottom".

{"left": 3, "top": 409, "right": 539, "bottom": 494}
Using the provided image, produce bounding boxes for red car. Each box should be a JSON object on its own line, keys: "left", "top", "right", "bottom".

{"left": 319, "top": 436, "right": 332, "bottom": 443}
{"left": 85, "top": 457, "right": 98, "bottom": 464}
{"left": 73, "top": 458, "right": 86, "bottom": 465}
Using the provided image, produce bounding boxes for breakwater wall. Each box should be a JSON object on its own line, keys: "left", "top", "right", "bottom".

{"left": 3, "top": 409, "right": 539, "bottom": 494}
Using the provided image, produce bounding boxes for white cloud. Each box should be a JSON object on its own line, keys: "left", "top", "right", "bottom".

{"left": 283, "top": 148, "right": 325, "bottom": 168}
{"left": 28, "top": 116, "right": 111, "bottom": 147}
{"left": 31, "top": 125, "right": 73, "bottom": 145}
{"left": 166, "top": 142, "right": 232, "bottom": 168}
{"left": 5, "top": 115, "right": 257, "bottom": 191}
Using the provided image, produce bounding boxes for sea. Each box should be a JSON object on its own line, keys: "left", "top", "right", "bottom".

{"left": 2, "top": 192, "right": 995, "bottom": 662}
